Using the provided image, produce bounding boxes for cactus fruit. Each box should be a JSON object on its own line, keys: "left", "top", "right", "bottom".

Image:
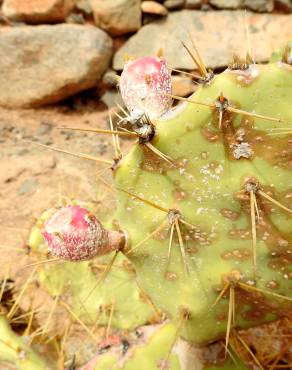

{"left": 27, "top": 207, "right": 160, "bottom": 332}
{"left": 42, "top": 205, "right": 124, "bottom": 261}
{"left": 119, "top": 56, "right": 172, "bottom": 120}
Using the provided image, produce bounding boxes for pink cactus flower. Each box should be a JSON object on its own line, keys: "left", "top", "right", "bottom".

{"left": 120, "top": 56, "right": 172, "bottom": 120}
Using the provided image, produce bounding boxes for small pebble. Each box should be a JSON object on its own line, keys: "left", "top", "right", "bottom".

{"left": 66, "top": 13, "right": 86, "bottom": 24}
{"left": 141, "top": 1, "right": 168, "bottom": 16}
{"left": 18, "top": 178, "right": 39, "bottom": 195}
{"left": 102, "top": 69, "right": 119, "bottom": 87}
{"left": 36, "top": 122, "right": 53, "bottom": 136}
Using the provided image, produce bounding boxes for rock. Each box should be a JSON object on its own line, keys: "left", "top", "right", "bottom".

{"left": 275, "top": 0, "right": 292, "bottom": 12}
{"left": 74, "top": 0, "right": 92, "bottom": 14}
{"left": 89, "top": 0, "right": 141, "bottom": 36}
{"left": 185, "top": 0, "right": 201, "bottom": 8}
{"left": 2, "top": 0, "right": 74, "bottom": 23}
{"left": 18, "top": 178, "right": 39, "bottom": 195}
{"left": 100, "top": 89, "right": 124, "bottom": 109}
{"left": 141, "top": 1, "right": 168, "bottom": 15}
{"left": 102, "top": 69, "right": 119, "bottom": 87}
{"left": 36, "top": 122, "right": 53, "bottom": 136}
{"left": 243, "top": 0, "right": 274, "bottom": 12}
{"left": 114, "top": 10, "right": 292, "bottom": 70}
{"left": 172, "top": 74, "right": 197, "bottom": 96}
{"left": 201, "top": 3, "right": 212, "bottom": 10}
{"left": 164, "top": 0, "right": 185, "bottom": 10}
{"left": 0, "top": 25, "right": 113, "bottom": 108}
{"left": 209, "top": 0, "right": 243, "bottom": 9}
{"left": 66, "top": 12, "right": 86, "bottom": 24}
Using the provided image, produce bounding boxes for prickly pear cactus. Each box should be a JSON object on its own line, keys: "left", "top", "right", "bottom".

{"left": 81, "top": 323, "right": 189, "bottom": 370}
{"left": 0, "top": 316, "right": 49, "bottom": 370}
{"left": 78, "top": 322, "right": 248, "bottom": 370}
{"left": 35, "top": 52, "right": 292, "bottom": 361}
{"left": 106, "top": 57, "right": 292, "bottom": 345}
{"left": 2, "top": 45, "right": 292, "bottom": 370}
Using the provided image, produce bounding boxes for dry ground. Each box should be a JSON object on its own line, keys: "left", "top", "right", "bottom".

{"left": 0, "top": 92, "right": 132, "bottom": 279}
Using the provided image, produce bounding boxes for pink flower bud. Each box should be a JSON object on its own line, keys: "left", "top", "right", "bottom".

{"left": 120, "top": 56, "right": 172, "bottom": 120}
{"left": 42, "top": 206, "right": 108, "bottom": 261}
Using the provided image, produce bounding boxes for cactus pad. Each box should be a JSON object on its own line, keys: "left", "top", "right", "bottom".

{"left": 112, "top": 61, "right": 292, "bottom": 344}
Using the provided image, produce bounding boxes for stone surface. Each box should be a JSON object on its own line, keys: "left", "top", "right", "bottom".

{"left": 18, "top": 178, "right": 40, "bottom": 195}
{"left": 75, "top": 0, "right": 92, "bottom": 14}
{"left": 89, "top": 0, "right": 141, "bottom": 36}
{"left": 201, "top": 3, "right": 212, "bottom": 10}
{"left": 114, "top": 10, "right": 292, "bottom": 70}
{"left": 0, "top": 24, "right": 113, "bottom": 108}
{"left": 185, "top": 0, "right": 201, "bottom": 8}
{"left": 243, "top": 0, "right": 274, "bottom": 12}
{"left": 2, "top": 0, "right": 74, "bottom": 23}
{"left": 164, "top": 0, "right": 185, "bottom": 10}
{"left": 101, "top": 89, "right": 124, "bottom": 108}
{"left": 141, "top": 1, "right": 168, "bottom": 15}
{"left": 275, "top": 0, "right": 292, "bottom": 12}
{"left": 102, "top": 69, "right": 119, "bottom": 87}
{"left": 65, "top": 12, "right": 85, "bottom": 24}
{"left": 209, "top": 0, "right": 243, "bottom": 9}
{"left": 172, "top": 74, "right": 197, "bottom": 96}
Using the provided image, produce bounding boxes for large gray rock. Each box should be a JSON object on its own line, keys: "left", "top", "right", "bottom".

{"left": 0, "top": 24, "right": 113, "bottom": 108}
{"left": 113, "top": 10, "right": 292, "bottom": 70}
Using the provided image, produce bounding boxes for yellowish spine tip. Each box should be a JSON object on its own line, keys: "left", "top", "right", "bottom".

{"left": 157, "top": 47, "right": 164, "bottom": 58}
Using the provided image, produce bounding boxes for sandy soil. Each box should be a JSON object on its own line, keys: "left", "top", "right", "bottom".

{"left": 0, "top": 91, "right": 133, "bottom": 279}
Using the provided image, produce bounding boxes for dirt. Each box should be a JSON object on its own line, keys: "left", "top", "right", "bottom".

{"left": 0, "top": 91, "right": 133, "bottom": 279}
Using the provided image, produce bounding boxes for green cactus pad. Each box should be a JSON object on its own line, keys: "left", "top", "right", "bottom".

{"left": 204, "top": 361, "right": 248, "bottom": 370}
{"left": 82, "top": 322, "right": 249, "bottom": 370}
{"left": 0, "top": 315, "right": 49, "bottom": 370}
{"left": 90, "top": 323, "right": 182, "bottom": 370}
{"left": 113, "top": 62, "right": 292, "bottom": 344}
